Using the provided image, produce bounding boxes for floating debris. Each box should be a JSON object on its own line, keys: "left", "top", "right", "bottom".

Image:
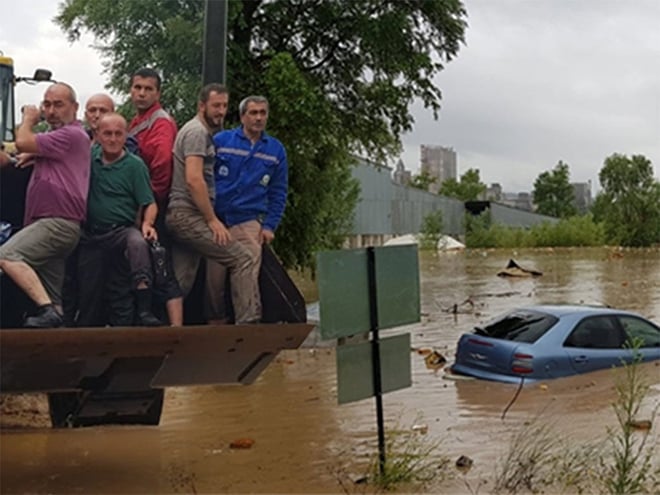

{"left": 627, "top": 420, "right": 652, "bottom": 431}
{"left": 229, "top": 438, "right": 255, "bottom": 449}
{"left": 424, "top": 350, "right": 447, "bottom": 370}
{"left": 412, "top": 424, "right": 428, "bottom": 434}
{"left": 455, "top": 455, "right": 474, "bottom": 473}
{"left": 497, "top": 259, "right": 543, "bottom": 278}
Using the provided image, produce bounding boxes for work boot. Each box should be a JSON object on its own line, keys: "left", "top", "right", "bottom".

{"left": 135, "top": 289, "right": 162, "bottom": 327}
{"left": 24, "top": 304, "right": 64, "bottom": 328}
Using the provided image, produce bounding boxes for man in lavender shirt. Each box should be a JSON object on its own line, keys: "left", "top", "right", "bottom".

{"left": 0, "top": 82, "right": 90, "bottom": 328}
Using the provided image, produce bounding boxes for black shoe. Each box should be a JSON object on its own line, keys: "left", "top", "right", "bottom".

{"left": 137, "top": 311, "right": 162, "bottom": 327}
{"left": 134, "top": 288, "right": 162, "bottom": 326}
{"left": 24, "top": 305, "right": 64, "bottom": 328}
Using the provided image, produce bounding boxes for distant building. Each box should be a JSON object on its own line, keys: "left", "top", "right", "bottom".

{"left": 392, "top": 159, "right": 412, "bottom": 186}
{"left": 486, "top": 183, "right": 502, "bottom": 202}
{"left": 571, "top": 181, "right": 592, "bottom": 213}
{"left": 420, "top": 145, "right": 457, "bottom": 193}
{"left": 500, "top": 191, "right": 534, "bottom": 212}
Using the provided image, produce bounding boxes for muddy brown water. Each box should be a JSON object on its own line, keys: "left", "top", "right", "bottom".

{"left": 1, "top": 247, "right": 659, "bottom": 494}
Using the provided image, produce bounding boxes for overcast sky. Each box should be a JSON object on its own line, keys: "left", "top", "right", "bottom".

{"left": 2, "top": 0, "right": 659, "bottom": 192}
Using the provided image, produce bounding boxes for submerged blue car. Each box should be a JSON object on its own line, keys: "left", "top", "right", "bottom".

{"left": 451, "top": 305, "right": 660, "bottom": 383}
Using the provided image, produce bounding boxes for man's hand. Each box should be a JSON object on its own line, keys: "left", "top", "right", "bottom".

{"left": 15, "top": 153, "right": 36, "bottom": 169}
{"left": 0, "top": 151, "right": 13, "bottom": 168}
{"left": 208, "top": 217, "right": 231, "bottom": 245}
{"left": 260, "top": 228, "right": 275, "bottom": 244}
{"left": 142, "top": 223, "right": 158, "bottom": 241}
{"left": 21, "top": 105, "right": 42, "bottom": 127}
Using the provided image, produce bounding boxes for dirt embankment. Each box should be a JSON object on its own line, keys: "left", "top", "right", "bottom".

{"left": 0, "top": 394, "right": 51, "bottom": 429}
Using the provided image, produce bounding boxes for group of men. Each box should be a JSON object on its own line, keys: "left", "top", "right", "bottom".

{"left": 0, "top": 68, "right": 289, "bottom": 328}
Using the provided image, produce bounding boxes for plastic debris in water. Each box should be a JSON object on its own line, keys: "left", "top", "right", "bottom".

{"left": 412, "top": 424, "right": 428, "bottom": 434}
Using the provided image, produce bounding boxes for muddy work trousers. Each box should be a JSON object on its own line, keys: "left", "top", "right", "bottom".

{"left": 76, "top": 226, "right": 152, "bottom": 327}
{"left": 166, "top": 210, "right": 261, "bottom": 324}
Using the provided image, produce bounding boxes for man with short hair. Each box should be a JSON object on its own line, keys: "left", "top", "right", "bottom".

{"left": 167, "top": 84, "right": 260, "bottom": 323}
{"left": 76, "top": 113, "right": 161, "bottom": 327}
{"left": 0, "top": 83, "right": 90, "bottom": 327}
{"left": 128, "top": 68, "right": 177, "bottom": 207}
{"left": 206, "top": 95, "right": 289, "bottom": 323}
{"left": 128, "top": 67, "right": 183, "bottom": 325}
{"left": 84, "top": 93, "right": 114, "bottom": 142}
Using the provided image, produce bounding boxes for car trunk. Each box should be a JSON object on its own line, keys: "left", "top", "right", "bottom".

{"left": 453, "top": 309, "right": 558, "bottom": 379}
{"left": 455, "top": 334, "right": 520, "bottom": 376}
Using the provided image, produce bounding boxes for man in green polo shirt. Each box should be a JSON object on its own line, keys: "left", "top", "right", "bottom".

{"left": 76, "top": 113, "right": 161, "bottom": 327}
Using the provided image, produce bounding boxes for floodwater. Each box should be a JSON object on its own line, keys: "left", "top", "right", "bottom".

{"left": 1, "top": 247, "right": 659, "bottom": 494}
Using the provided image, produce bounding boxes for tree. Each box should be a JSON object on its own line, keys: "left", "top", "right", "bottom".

{"left": 592, "top": 153, "right": 660, "bottom": 247}
{"left": 55, "top": 0, "right": 467, "bottom": 269}
{"left": 419, "top": 209, "right": 443, "bottom": 249}
{"left": 532, "top": 160, "right": 577, "bottom": 218}
{"left": 438, "top": 168, "right": 486, "bottom": 201}
{"left": 409, "top": 171, "right": 437, "bottom": 192}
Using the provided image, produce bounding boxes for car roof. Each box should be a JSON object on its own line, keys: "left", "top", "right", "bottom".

{"left": 520, "top": 304, "right": 640, "bottom": 318}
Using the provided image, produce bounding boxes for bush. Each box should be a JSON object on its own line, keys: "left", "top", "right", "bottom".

{"left": 419, "top": 210, "right": 444, "bottom": 250}
{"left": 465, "top": 214, "right": 606, "bottom": 248}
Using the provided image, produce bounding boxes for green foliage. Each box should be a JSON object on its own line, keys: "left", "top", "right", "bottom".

{"left": 592, "top": 153, "right": 660, "bottom": 247}
{"left": 532, "top": 160, "right": 577, "bottom": 218}
{"left": 439, "top": 168, "right": 486, "bottom": 201}
{"left": 529, "top": 214, "right": 605, "bottom": 247}
{"left": 262, "top": 53, "right": 359, "bottom": 268}
{"left": 601, "top": 341, "right": 658, "bottom": 495}
{"left": 55, "top": 0, "right": 468, "bottom": 269}
{"left": 419, "top": 209, "right": 443, "bottom": 250}
{"left": 465, "top": 212, "right": 606, "bottom": 248}
{"left": 409, "top": 170, "right": 437, "bottom": 192}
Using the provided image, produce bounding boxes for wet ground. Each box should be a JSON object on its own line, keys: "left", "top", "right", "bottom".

{"left": 1, "top": 247, "right": 659, "bottom": 493}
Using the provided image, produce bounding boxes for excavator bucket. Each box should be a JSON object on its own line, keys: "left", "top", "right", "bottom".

{"left": 1, "top": 323, "right": 314, "bottom": 426}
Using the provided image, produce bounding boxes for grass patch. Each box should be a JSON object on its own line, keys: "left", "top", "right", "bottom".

{"left": 368, "top": 417, "right": 451, "bottom": 491}
{"left": 493, "top": 416, "right": 602, "bottom": 494}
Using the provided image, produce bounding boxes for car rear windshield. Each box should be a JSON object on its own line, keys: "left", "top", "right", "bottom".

{"left": 474, "top": 310, "right": 558, "bottom": 343}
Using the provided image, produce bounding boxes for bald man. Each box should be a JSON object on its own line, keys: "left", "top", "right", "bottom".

{"left": 0, "top": 83, "right": 90, "bottom": 327}
{"left": 76, "top": 113, "right": 161, "bottom": 327}
{"left": 84, "top": 93, "right": 115, "bottom": 141}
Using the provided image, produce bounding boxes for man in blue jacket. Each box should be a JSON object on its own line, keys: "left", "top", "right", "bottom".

{"left": 206, "top": 95, "right": 288, "bottom": 323}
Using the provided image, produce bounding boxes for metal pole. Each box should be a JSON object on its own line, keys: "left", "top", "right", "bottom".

{"left": 202, "top": 0, "right": 228, "bottom": 85}
{"left": 367, "top": 247, "right": 386, "bottom": 476}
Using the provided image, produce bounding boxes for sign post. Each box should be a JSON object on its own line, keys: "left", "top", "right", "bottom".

{"left": 317, "top": 244, "right": 420, "bottom": 475}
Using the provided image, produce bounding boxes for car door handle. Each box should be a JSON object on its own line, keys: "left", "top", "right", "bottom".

{"left": 573, "top": 356, "right": 589, "bottom": 363}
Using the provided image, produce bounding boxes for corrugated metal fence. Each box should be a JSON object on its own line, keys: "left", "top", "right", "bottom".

{"left": 348, "top": 158, "right": 557, "bottom": 246}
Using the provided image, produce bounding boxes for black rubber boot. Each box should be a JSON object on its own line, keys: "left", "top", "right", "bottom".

{"left": 24, "top": 304, "right": 64, "bottom": 328}
{"left": 135, "top": 289, "right": 162, "bottom": 327}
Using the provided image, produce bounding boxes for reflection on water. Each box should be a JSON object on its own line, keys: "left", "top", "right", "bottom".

{"left": 1, "top": 247, "right": 659, "bottom": 493}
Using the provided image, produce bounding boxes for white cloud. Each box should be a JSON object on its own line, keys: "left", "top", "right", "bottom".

{"left": 399, "top": 0, "right": 660, "bottom": 191}
{"left": 1, "top": 1, "right": 112, "bottom": 116}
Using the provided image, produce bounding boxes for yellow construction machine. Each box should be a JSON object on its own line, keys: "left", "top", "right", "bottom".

{"left": 0, "top": 52, "right": 52, "bottom": 153}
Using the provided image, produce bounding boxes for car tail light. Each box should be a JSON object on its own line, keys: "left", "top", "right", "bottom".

{"left": 511, "top": 353, "right": 534, "bottom": 374}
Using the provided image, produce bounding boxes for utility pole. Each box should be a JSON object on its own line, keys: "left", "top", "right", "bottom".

{"left": 202, "top": 0, "right": 228, "bottom": 85}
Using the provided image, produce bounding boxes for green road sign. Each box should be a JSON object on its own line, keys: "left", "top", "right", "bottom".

{"left": 336, "top": 333, "right": 411, "bottom": 404}
{"left": 374, "top": 245, "right": 420, "bottom": 330}
{"left": 317, "top": 245, "right": 420, "bottom": 339}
